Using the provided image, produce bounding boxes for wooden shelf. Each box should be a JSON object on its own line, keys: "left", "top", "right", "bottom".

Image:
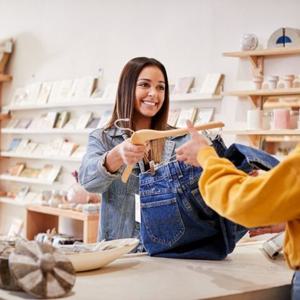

{"left": 0, "top": 74, "right": 12, "bottom": 82}
{"left": 223, "top": 47, "right": 300, "bottom": 58}
{"left": 0, "top": 151, "right": 82, "bottom": 162}
{"left": 264, "top": 100, "right": 300, "bottom": 109}
{"left": 224, "top": 129, "right": 300, "bottom": 145}
{"left": 223, "top": 88, "right": 300, "bottom": 97}
{"left": 26, "top": 204, "right": 99, "bottom": 243}
{"left": 224, "top": 129, "right": 300, "bottom": 135}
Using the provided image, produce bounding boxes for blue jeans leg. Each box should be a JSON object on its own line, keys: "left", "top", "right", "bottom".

{"left": 292, "top": 271, "right": 300, "bottom": 300}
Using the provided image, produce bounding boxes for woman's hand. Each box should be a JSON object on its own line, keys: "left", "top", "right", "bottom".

{"left": 176, "top": 120, "right": 210, "bottom": 166}
{"left": 105, "top": 139, "right": 146, "bottom": 174}
{"left": 117, "top": 139, "right": 146, "bottom": 165}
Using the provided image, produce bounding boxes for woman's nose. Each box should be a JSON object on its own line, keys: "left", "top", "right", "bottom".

{"left": 148, "top": 86, "right": 157, "bottom": 97}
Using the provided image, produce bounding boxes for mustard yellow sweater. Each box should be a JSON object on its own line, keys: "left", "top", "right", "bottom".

{"left": 197, "top": 145, "right": 300, "bottom": 270}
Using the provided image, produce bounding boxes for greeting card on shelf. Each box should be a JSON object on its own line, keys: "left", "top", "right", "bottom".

{"left": 173, "top": 76, "right": 195, "bottom": 94}
{"left": 8, "top": 163, "right": 26, "bottom": 176}
{"left": 63, "top": 117, "right": 79, "bottom": 130}
{"left": 176, "top": 107, "right": 198, "bottom": 128}
{"left": 97, "top": 110, "right": 112, "bottom": 128}
{"left": 6, "top": 118, "right": 20, "bottom": 128}
{"left": 15, "top": 186, "right": 30, "bottom": 202}
{"left": 16, "top": 118, "right": 32, "bottom": 129}
{"left": 6, "top": 218, "right": 23, "bottom": 238}
{"left": 7, "top": 138, "right": 22, "bottom": 152}
{"left": 15, "top": 139, "right": 30, "bottom": 153}
{"left": 199, "top": 73, "right": 224, "bottom": 96}
{"left": 60, "top": 141, "right": 78, "bottom": 156}
{"left": 194, "top": 108, "right": 215, "bottom": 125}
{"left": 47, "top": 138, "right": 65, "bottom": 156}
{"left": 25, "top": 82, "right": 42, "bottom": 104}
{"left": 43, "top": 112, "right": 59, "bottom": 129}
{"left": 38, "top": 164, "right": 61, "bottom": 183}
{"left": 168, "top": 108, "right": 181, "bottom": 127}
{"left": 70, "top": 77, "right": 96, "bottom": 100}
{"left": 76, "top": 112, "right": 93, "bottom": 129}
{"left": 55, "top": 111, "right": 70, "bottom": 129}
{"left": 11, "top": 88, "right": 27, "bottom": 106}
{"left": 22, "top": 141, "right": 38, "bottom": 155}
{"left": 36, "top": 82, "right": 52, "bottom": 104}
{"left": 86, "top": 117, "right": 101, "bottom": 129}
{"left": 19, "top": 167, "right": 41, "bottom": 178}
{"left": 71, "top": 145, "right": 87, "bottom": 159}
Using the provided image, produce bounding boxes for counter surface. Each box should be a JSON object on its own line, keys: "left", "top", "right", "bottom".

{"left": 0, "top": 242, "right": 293, "bottom": 300}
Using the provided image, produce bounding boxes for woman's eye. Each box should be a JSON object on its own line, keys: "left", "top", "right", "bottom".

{"left": 158, "top": 85, "right": 165, "bottom": 91}
{"left": 138, "top": 82, "right": 149, "bottom": 88}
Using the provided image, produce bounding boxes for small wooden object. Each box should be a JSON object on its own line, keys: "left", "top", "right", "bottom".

{"left": 121, "top": 121, "right": 225, "bottom": 183}
{"left": 9, "top": 239, "right": 76, "bottom": 298}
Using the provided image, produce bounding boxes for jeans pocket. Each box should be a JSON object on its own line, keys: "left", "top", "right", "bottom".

{"left": 141, "top": 197, "right": 185, "bottom": 247}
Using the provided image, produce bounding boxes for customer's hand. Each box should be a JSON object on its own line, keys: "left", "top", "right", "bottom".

{"left": 176, "top": 120, "right": 210, "bottom": 166}
{"left": 249, "top": 224, "right": 285, "bottom": 237}
{"left": 117, "top": 139, "right": 146, "bottom": 165}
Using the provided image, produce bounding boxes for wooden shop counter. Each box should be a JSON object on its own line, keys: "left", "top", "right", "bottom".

{"left": 0, "top": 242, "right": 293, "bottom": 300}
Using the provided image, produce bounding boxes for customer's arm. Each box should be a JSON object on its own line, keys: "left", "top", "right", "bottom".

{"left": 197, "top": 145, "right": 300, "bottom": 227}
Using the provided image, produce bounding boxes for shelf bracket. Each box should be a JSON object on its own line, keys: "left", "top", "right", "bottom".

{"left": 248, "top": 56, "right": 264, "bottom": 76}
{"left": 249, "top": 95, "right": 263, "bottom": 108}
{"left": 248, "top": 135, "right": 262, "bottom": 146}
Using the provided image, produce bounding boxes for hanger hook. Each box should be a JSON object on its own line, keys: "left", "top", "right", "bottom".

{"left": 114, "top": 118, "right": 135, "bottom": 135}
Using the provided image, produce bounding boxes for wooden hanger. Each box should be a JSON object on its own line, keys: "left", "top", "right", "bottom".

{"left": 121, "top": 121, "right": 224, "bottom": 183}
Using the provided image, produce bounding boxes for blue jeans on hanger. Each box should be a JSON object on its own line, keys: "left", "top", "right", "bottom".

{"left": 292, "top": 271, "right": 300, "bottom": 300}
{"left": 139, "top": 137, "right": 279, "bottom": 259}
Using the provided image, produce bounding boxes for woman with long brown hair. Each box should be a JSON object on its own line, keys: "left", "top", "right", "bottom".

{"left": 79, "top": 57, "right": 189, "bottom": 242}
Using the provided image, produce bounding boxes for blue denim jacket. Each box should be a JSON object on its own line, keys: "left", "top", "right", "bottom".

{"left": 79, "top": 127, "right": 190, "bottom": 241}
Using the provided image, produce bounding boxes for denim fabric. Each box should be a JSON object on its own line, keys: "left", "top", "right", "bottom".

{"left": 139, "top": 139, "right": 279, "bottom": 259}
{"left": 79, "top": 127, "right": 190, "bottom": 241}
{"left": 292, "top": 271, "right": 300, "bottom": 300}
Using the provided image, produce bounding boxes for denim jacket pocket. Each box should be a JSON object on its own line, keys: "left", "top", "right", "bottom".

{"left": 141, "top": 196, "right": 185, "bottom": 247}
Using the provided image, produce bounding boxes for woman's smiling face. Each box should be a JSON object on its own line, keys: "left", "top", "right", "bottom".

{"left": 134, "top": 66, "right": 166, "bottom": 119}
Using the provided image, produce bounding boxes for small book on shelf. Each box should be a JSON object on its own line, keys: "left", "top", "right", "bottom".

{"left": 176, "top": 107, "right": 198, "bottom": 128}
{"left": 55, "top": 111, "right": 70, "bottom": 129}
{"left": 38, "top": 164, "right": 61, "bottom": 183}
{"left": 86, "top": 117, "right": 101, "bottom": 129}
{"left": 193, "top": 108, "right": 215, "bottom": 125}
{"left": 76, "top": 112, "right": 93, "bottom": 129}
{"left": 22, "top": 141, "right": 38, "bottom": 155}
{"left": 173, "top": 76, "right": 195, "bottom": 94}
{"left": 16, "top": 118, "right": 32, "bottom": 129}
{"left": 60, "top": 141, "right": 78, "bottom": 156}
{"left": 168, "top": 108, "right": 181, "bottom": 127}
{"left": 199, "top": 73, "right": 224, "bottom": 95}
{"left": 97, "top": 110, "right": 112, "bottom": 128}
{"left": 44, "top": 112, "right": 59, "bottom": 129}
{"left": 70, "top": 77, "right": 96, "bottom": 100}
{"left": 15, "top": 139, "right": 30, "bottom": 153}
{"left": 8, "top": 163, "right": 26, "bottom": 176}
{"left": 19, "top": 167, "right": 41, "bottom": 178}
{"left": 36, "top": 81, "right": 52, "bottom": 104}
{"left": 7, "top": 138, "right": 22, "bottom": 152}
{"left": 47, "top": 138, "right": 65, "bottom": 156}
{"left": 6, "top": 119, "right": 20, "bottom": 128}
{"left": 71, "top": 145, "right": 87, "bottom": 159}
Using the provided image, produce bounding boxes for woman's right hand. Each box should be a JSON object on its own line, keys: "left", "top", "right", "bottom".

{"left": 105, "top": 140, "right": 146, "bottom": 174}
{"left": 117, "top": 139, "right": 146, "bottom": 165}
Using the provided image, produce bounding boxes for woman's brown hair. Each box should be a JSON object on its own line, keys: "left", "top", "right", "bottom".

{"left": 106, "top": 57, "right": 170, "bottom": 163}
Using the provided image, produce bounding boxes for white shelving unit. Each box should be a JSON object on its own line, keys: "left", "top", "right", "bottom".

{"left": 223, "top": 47, "right": 300, "bottom": 147}
{"left": 0, "top": 90, "right": 221, "bottom": 242}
